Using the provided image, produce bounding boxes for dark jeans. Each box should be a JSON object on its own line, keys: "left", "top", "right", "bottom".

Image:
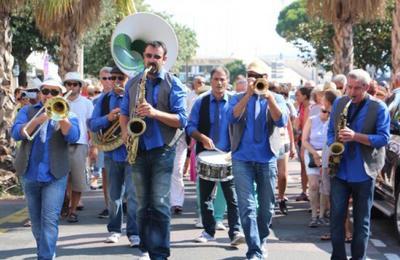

{"left": 199, "top": 178, "right": 241, "bottom": 239}
{"left": 330, "top": 177, "right": 375, "bottom": 260}
{"left": 131, "top": 145, "right": 175, "bottom": 260}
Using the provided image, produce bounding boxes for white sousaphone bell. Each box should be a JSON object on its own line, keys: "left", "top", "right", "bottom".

{"left": 111, "top": 12, "right": 179, "bottom": 78}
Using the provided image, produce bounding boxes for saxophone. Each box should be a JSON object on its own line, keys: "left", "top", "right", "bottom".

{"left": 328, "top": 98, "right": 352, "bottom": 176}
{"left": 126, "top": 66, "right": 152, "bottom": 164}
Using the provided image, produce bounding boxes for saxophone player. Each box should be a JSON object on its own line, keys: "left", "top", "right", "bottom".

{"left": 327, "top": 69, "right": 390, "bottom": 260}
{"left": 119, "top": 41, "right": 187, "bottom": 260}
{"left": 87, "top": 66, "right": 139, "bottom": 247}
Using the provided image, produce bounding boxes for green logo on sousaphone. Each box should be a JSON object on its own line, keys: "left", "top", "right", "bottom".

{"left": 113, "top": 34, "right": 145, "bottom": 75}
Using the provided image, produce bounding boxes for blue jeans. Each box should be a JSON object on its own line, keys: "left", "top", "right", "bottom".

{"left": 330, "top": 177, "right": 375, "bottom": 260}
{"left": 23, "top": 175, "right": 67, "bottom": 260}
{"left": 104, "top": 157, "right": 138, "bottom": 237}
{"left": 131, "top": 145, "right": 175, "bottom": 260}
{"left": 232, "top": 160, "right": 277, "bottom": 259}
{"left": 199, "top": 178, "right": 240, "bottom": 239}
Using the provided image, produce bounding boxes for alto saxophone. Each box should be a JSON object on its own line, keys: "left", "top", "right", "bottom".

{"left": 328, "top": 98, "right": 352, "bottom": 176}
{"left": 126, "top": 66, "right": 152, "bottom": 164}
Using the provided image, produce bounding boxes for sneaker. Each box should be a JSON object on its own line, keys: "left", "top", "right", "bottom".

{"left": 279, "top": 200, "right": 288, "bottom": 215}
{"left": 295, "top": 192, "right": 309, "bottom": 202}
{"left": 129, "top": 235, "right": 140, "bottom": 247}
{"left": 230, "top": 232, "right": 245, "bottom": 247}
{"left": 261, "top": 241, "right": 268, "bottom": 258}
{"left": 215, "top": 221, "right": 227, "bottom": 231}
{"left": 309, "top": 217, "right": 319, "bottom": 228}
{"left": 137, "top": 251, "right": 150, "bottom": 260}
{"left": 194, "top": 218, "right": 203, "bottom": 228}
{"left": 98, "top": 209, "right": 109, "bottom": 219}
{"left": 194, "top": 231, "right": 215, "bottom": 243}
{"left": 318, "top": 217, "right": 330, "bottom": 226}
{"left": 171, "top": 205, "right": 183, "bottom": 215}
{"left": 105, "top": 232, "right": 121, "bottom": 243}
{"left": 67, "top": 213, "right": 78, "bottom": 223}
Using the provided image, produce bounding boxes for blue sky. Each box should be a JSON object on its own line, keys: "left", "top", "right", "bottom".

{"left": 146, "top": 0, "right": 299, "bottom": 59}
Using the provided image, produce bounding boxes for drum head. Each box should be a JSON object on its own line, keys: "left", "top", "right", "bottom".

{"left": 197, "top": 150, "right": 231, "bottom": 167}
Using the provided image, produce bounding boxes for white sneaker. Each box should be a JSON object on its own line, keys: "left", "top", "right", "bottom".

{"left": 194, "top": 218, "right": 203, "bottom": 228}
{"left": 137, "top": 251, "right": 150, "bottom": 260}
{"left": 129, "top": 235, "right": 140, "bottom": 247}
{"left": 230, "top": 232, "right": 245, "bottom": 247}
{"left": 194, "top": 231, "right": 215, "bottom": 243}
{"left": 261, "top": 242, "right": 268, "bottom": 259}
{"left": 215, "top": 221, "right": 227, "bottom": 231}
{"left": 105, "top": 232, "right": 121, "bottom": 243}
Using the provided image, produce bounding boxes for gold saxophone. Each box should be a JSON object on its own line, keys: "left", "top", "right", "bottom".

{"left": 328, "top": 98, "right": 352, "bottom": 176}
{"left": 126, "top": 66, "right": 152, "bottom": 164}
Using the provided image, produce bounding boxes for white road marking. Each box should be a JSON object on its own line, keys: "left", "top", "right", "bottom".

{"left": 385, "top": 253, "right": 400, "bottom": 260}
{"left": 370, "top": 238, "right": 387, "bottom": 247}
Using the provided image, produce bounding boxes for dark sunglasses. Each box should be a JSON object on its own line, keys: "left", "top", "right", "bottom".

{"left": 94, "top": 91, "right": 101, "bottom": 94}
{"left": 65, "top": 82, "right": 80, "bottom": 87}
{"left": 144, "top": 53, "right": 162, "bottom": 60}
{"left": 247, "top": 72, "right": 265, "bottom": 79}
{"left": 101, "top": 77, "right": 112, "bottom": 81}
{"left": 41, "top": 88, "right": 60, "bottom": 96}
{"left": 321, "top": 109, "right": 330, "bottom": 114}
{"left": 110, "top": 76, "right": 125, "bottom": 81}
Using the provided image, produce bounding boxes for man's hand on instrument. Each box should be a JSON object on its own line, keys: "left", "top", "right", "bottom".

{"left": 200, "top": 135, "right": 215, "bottom": 150}
{"left": 122, "top": 130, "right": 128, "bottom": 144}
{"left": 107, "top": 108, "right": 120, "bottom": 121}
{"left": 339, "top": 127, "right": 355, "bottom": 142}
{"left": 136, "top": 101, "right": 158, "bottom": 118}
{"left": 246, "top": 78, "right": 256, "bottom": 96}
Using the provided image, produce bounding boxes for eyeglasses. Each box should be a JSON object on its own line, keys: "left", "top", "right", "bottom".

{"left": 41, "top": 88, "right": 60, "bottom": 96}
{"left": 110, "top": 76, "right": 125, "bottom": 81}
{"left": 65, "top": 82, "right": 80, "bottom": 87}
{"left": 144, "top": 53, "right": 162, "bottom": 60}
{"left": 247, "top": 72, "right": 265, "bottom": 79}
{"left": 101, "top": 77, "right": 112, "bottom": 81}
{"left": 321, "top": 109, "right": 330, "bottom": 114}
{"left": 94, "top": 91, "right": 101, "bottom": 94}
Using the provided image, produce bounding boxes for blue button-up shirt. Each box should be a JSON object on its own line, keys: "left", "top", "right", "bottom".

{"left": 11, "top": 103, "right": 80, "bottom": 182}
{"left": 120, "top": 69, "right": 187, "bottom": 151}
{"left": 186, "top": 91, "right": 230, "bottom": 152}
{"left": 227, "top": 93, "right": 288, "bottom": 163}
{"left": 88, "top": 91, "right": 127, "bottom": 162}
{"left": 327, "top": 96, "right": 390, "bottom": 182}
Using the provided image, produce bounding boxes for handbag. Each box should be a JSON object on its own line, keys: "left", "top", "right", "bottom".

{"left": 308, "top": 151, "right": 320, "bottom": 168}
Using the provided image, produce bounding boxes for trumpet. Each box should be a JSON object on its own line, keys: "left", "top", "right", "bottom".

{"left": 23, "top": 91, "right": 71, "bottom": 140}
{"left": 253, "top": 78, "right": 269, "bottom": 95}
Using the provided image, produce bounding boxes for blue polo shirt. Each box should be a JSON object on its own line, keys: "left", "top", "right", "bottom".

{"left": 327, "top": 96, "right": 390, "bottom": 182}
{"left": 11, "top": 103, "right": 80, "bottom": 181}
{"left": 120, "top": 69, "right": 187, "bottom": 151}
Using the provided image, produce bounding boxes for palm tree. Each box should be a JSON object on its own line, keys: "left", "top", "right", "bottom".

{"left": 393, "top": 0, "right": 400, "bottom": 74}
{"left": 307, "top": 0, "right": 386, "bottom": 75}
{"left": 32, "top": 0, "right": 135, "bottom": 78}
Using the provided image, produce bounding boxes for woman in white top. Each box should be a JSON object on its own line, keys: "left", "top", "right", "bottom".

{"left": 301, "top": 104, "right": 330, "bottom": 227}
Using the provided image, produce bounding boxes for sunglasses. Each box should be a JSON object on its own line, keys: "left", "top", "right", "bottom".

{"left": 101, "top": 77, "right": 112, "bottom": 81}
{"left": 321, "top": 109, "right": 330, "bottom": 114}
{"left": 144, "top": 53, "right": 162, "bottom": 60}
{"left": 247, "top": 72, "right": 265, "bottom": 79}
{"left": 110, "top": 76, "right": 125, "bottom": 81}
{"left": 41, "top": 88, "right": 60, "bottom": 96}
{"left": 65, "top": 82, "right": 80, "bottom": 87}
{"left": 94, "top": 91, "right": 101, "bottom": 94}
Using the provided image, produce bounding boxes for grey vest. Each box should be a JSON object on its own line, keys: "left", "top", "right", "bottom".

{"left": 14, "top": 106, "right": 70, "bottom": 179}
{"left": 333, "top": 95, "right": 385, "bottom": 179}
{"left": 127, "top": 72, "right": 180, "bottom": 146}
{"left": 230, "top": 93, "right": 282, "bottom": 157}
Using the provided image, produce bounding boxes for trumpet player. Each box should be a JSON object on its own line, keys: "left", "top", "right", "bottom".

{"left": 119, "top": 41, "right": 187, "bottom": 260}
{"left": 11, "top": 76, "right": 80, "bottom": 259}
{"left": 327, "top": 69, "right": 390, "bottom": 260}
{"left": 227, "top": 60, "right": 288, "bottom": 259}
{"left": 88, "top": 66, "right": 139, "bottom": 247}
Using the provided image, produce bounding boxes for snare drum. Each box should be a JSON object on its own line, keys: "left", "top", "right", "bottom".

{"left": 196, "top": 150, "right": 233, "bottom": 182}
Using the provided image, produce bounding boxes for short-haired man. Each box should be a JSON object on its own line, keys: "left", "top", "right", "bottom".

{"left": 332, "top": 74, "right": 347, "bottom": 94}
{"left": 327, "top": 69, "right": 390, "bottom": 259}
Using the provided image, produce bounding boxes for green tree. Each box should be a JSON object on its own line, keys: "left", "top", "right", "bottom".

{"left": 225, "top": 60, "right": 246, "bottom": 83}
{"left": 277, "top": 0, "right": 392, "bottom": 74}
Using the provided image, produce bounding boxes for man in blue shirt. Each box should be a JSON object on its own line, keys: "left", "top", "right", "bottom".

{"left": 186, "top": 66, "right": 245, "bottom": 246}
{"left": 327, "top": 69, "right": 390, "bottom": 260}
{"left": 119, "top": 41, "right": 187, "bottom": 260}
{"left": 12, "top": 76, "right": 80, "bottom": 259}
{"left": 88, "top": 66, "right": 139, "bottom": 248}
{"left": 227, "top": 60, "right": 288, "bottom": 259}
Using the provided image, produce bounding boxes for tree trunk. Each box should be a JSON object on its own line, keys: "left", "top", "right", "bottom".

{"left": 59, "top": 27, "right": 81, "bottom": 78}
{"left": 332, "top": 21, "right": 354, "bottom": 75}
{"left": 0, "top": 12, "right": 17, "bottom": 173}
{"left": 392, "top": 0, "right": 400, "bottom": 75}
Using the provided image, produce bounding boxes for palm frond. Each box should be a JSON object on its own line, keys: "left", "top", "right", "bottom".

{"left": 114, "top": 0, "right": 136, "bottom": 16}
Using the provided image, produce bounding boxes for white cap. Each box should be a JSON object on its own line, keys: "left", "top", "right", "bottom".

{"left": 40, "top": 74, "right": 66, "bottom": 93}
{"left": 63, "top": 72, "right": 85, "bottom": 86}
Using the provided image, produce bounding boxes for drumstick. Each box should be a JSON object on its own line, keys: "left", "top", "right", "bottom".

{"left": 213, "top": 147, "right": 226, "bottom": 154}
